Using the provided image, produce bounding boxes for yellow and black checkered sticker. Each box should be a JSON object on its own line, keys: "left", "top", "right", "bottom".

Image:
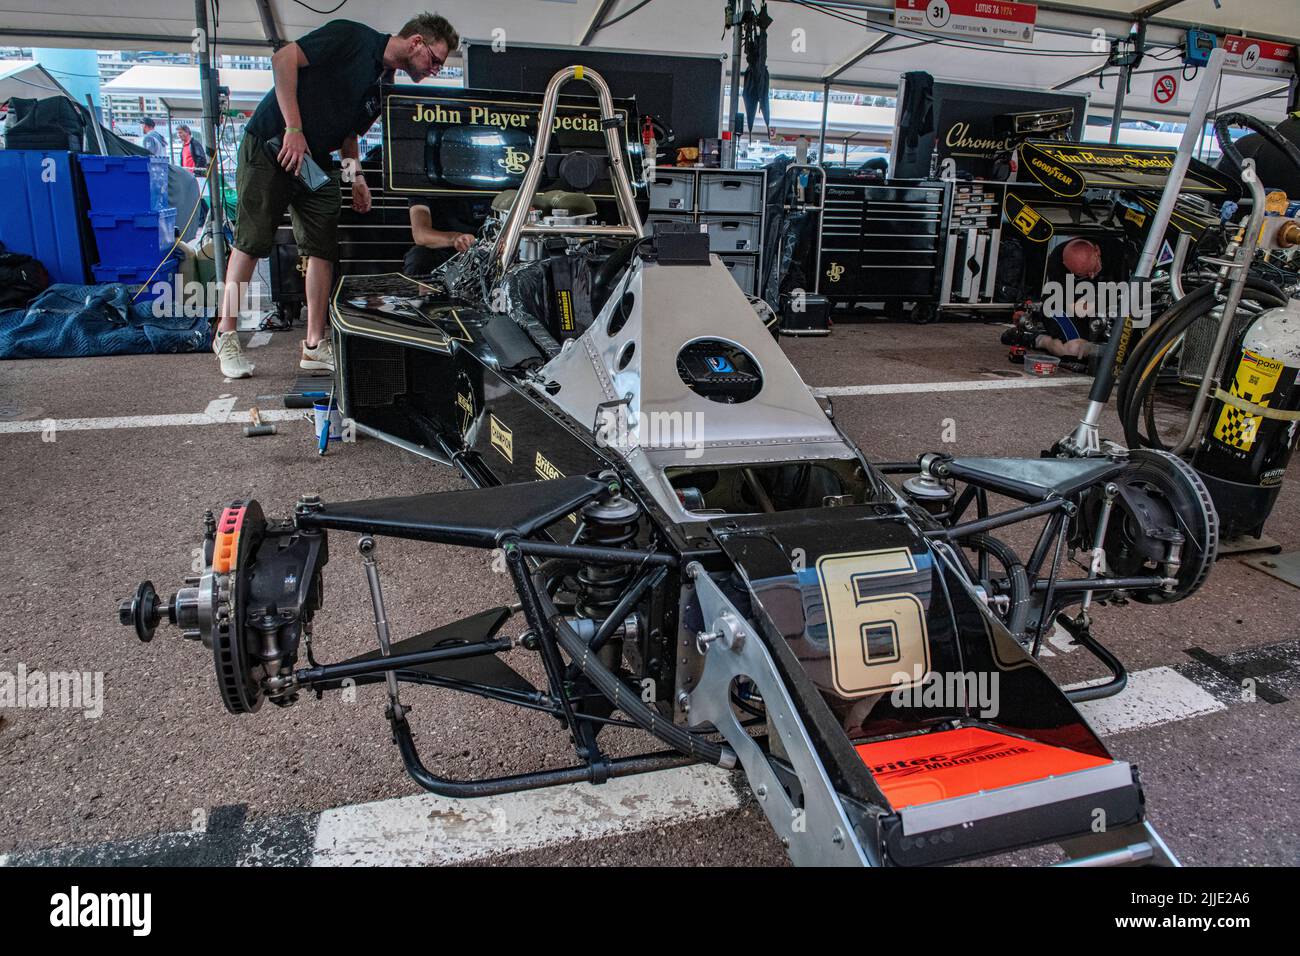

{"left": 1214, "top": 349, "right": 1285, "bottom": 451}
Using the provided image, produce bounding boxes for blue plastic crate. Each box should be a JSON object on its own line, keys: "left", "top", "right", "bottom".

{"left": 0, "top": 150, "right": 93, "bottom": 284}
{"left": 90, "top": 208, "right": 177, "bottom": 268}
{"left": 91, "top": 255, "right": 182, "bottom": 303}
{"left": 78, "top": 155, "right": 170, "bottom": 213}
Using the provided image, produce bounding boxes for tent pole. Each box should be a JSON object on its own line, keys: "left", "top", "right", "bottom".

{"left": 1107, "top": 62, "right": 1129, "bottom": 144}
{"left": 725, "top": 0, "right": 747, "bottom": 168}
{"left": 1065, "top": 45, "right": 1226, "bottom": 454}
{"left": 196, "top": 0, "right": 226, "bottom": 299}
{"left": 816, "top": 82, "right": 830, "bottom": 165}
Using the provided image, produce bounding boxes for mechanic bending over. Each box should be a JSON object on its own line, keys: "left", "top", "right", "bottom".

{"left": 1002, "top": 237, "right": 1107, "bottom": 367}
{"left": 403, "top": 194, "right": 482, "bottom": 276}
{"left": 213, "top": 12, "right": 460, "bottom": 379}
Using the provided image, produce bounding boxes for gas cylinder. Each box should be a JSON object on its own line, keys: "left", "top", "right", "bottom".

{"left": 1192, "top": 294, "right": 1300, "bottom": 539}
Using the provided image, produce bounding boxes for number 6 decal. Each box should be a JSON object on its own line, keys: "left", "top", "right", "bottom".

{"left": 816, "top": 549, "right": 930, "bottom": 698}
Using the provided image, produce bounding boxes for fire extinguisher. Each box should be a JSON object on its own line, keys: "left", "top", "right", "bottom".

{"left": 1192, "top": 293, "right": 1300, "bottom": 539}
{"left": 642, "top": 117, "right": 658, "bottom": 185}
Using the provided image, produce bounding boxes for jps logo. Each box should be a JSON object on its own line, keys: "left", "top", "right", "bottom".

{"left": 825, "top": 261, "right": 845, "bottom": 283}
{"left": 498, "top": 146, "right": 530, "bottom": 176}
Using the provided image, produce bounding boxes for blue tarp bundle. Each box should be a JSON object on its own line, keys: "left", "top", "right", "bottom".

{"left": 0, "top": 284, "right": 210, "bottom": 360}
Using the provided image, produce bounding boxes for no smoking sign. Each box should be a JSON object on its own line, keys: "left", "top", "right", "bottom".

{"left": 1151, "top": 72, "right": 1180, "bottom": 106}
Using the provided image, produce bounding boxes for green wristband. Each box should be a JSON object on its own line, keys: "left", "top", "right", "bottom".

{"left": 285, "top": 126, "right": 303, "bottom": 134}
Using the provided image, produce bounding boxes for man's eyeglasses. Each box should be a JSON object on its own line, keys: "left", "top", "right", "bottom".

{"left": 422, "top": 44, "right": 444, "bottom": 75}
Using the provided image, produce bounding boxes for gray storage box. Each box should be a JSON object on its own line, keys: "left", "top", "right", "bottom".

{"left": 648, "top": 212, "right": 697, "bottom": 232}
{"left": 720, "top": 255, "right": 757, "bottom": 295}
{"left": 701, "top": 215, "right": 761, "bottom": 252}
{"left": 698, "top": 174, "right": 763, "bottom": 213}
{"left": 647, "top": 170, "right": 695, "bottom": 211}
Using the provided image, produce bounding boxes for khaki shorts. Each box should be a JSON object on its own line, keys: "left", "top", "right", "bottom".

{"left": 232, "top": 133, "right": 342, "bottom": 261}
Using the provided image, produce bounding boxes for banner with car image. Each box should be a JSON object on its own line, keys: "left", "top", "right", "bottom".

{"left": 383, "top": 85, "right": 638, "bottom": 199}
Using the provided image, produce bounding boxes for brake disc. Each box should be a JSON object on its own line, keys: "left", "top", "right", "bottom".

{"left": 1088, "top": 449, "right": 1218, "bottom": 604}
{"left": 211, "top": 499, "right": 268, "bottom": 714}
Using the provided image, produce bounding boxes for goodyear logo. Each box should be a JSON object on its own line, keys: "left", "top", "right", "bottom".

{"left": 490, "top": 414, "right": 513, "bottom": 463}
{"left": 1022, "top": 143, "right": 1084, "bottom": 197}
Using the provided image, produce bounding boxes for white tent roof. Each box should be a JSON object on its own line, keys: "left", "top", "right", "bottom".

{"left": 0, "top": 1, "right": 1294, "bottom": 124}
{"left": 102, "top": 64, "right": 274, "bottom": 114}
{"left": 100, "top": 63, "right": 457, "bottom": 115}
{"left": 0, "top": 58, "right": 72, "bottom": 104}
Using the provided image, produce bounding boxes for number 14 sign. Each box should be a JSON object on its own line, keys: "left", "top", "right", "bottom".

{"left": 895, "top": 0, "right": 1038, "bottom": 43}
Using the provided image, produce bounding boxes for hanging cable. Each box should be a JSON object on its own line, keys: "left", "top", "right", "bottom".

{"left": 291, "top": 0, "right": 350, "bottom": 14}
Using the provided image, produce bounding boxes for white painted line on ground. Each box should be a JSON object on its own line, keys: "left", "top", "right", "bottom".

{"left": 814, "top": 377, "right": 1089, "bottom": 398}
{"left": 310, "top": 764, "right": 741, "bottom": 866}
{"left": 203, "top": 396, "right": 237, "bottom": 419}
{"left": 1070, "top": 665, "right": 1226, "bottom": 736}
{"left": 0, "top": 409, "right": 307, "bottom": 434}
{"left": 307, "top": 664, "right": 1230, "bottom": 866}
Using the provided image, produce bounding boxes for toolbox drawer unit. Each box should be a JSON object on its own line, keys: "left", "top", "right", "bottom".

{"left": 647, "top": 166, "right": 766, "bottom": 297}
{"left": 817, "top": 179, "right": 949, "bottom": 312}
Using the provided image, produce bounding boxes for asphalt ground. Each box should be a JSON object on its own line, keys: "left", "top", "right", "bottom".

{"left": 1, "top": 318, "right": 1297, "bottom": 867}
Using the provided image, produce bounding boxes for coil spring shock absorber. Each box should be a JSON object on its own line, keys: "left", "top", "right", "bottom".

{"left": 575, "top": 494, "right": 641, "bottom": 666}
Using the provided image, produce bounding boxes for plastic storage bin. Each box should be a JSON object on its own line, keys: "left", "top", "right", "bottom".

{"left": 79, "top": 155, "right": 169, "bottom": 214}
{"left": 648, "top": 169, "right": 695, "bottom": 211}
{"left": 0, "top": 149, "right": 93, "bottom": 284}
{"left": 701, "top": 215, "right": 761, "bottom": 252}
{"left": 720, "top": 255, "right": 757, "bottom": 295}
{"left": 698, "top": 174, "right": 763, "bottom": 213}
{"left": 89, "top": 208, "right": 177, "bottom": 267}
{"left": 92, "top": 254, "right": 182, "bottom": 303}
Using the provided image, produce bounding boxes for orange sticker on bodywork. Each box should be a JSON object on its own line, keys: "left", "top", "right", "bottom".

{"left": 855, "top": 726, "right": 1113, "bottom": 810}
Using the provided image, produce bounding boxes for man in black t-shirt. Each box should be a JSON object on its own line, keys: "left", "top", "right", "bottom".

{"left": 213, "top": 13, "right": 460, "bottom": 379}
{"left": 403, "top": 195, "right": 485, "bottom": 276}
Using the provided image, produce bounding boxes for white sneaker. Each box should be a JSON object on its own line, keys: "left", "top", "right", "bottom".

{"left": 301, "top": 337, "right": 335, "bottom": 372}
{"left": 213, "top": 330, "right": 254, "bottom": 379}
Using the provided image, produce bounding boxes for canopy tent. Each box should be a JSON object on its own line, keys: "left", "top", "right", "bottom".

{"left": 100, "top": 63, "right": 458, "bottom": 118}
{"left": 102, "top": 64, "right": 274, "bottom": 115}
{"left": 0, "top": 0, "right": 1294, "bottom": 126}
{"left": 0, "top": 59, "right": 73, "bottom": 105}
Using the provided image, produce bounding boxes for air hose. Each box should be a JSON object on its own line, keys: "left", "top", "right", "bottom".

{"left": 960, "top": 533, "right": 1031, "bottom": 642}
{"left": 533, "top": 561, "right": 734, "bottom": 767}
{"left": 1213, "top": 112, "right": 1300, "bottom": 177}
{"left": 1118, "top": 110, "right": 1300, "bottom": 451}
{"left": 1117, "top": 278, "right": 1287, "bottom": 450}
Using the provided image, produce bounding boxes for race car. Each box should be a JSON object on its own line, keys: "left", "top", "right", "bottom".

{"left": 119, "top": 67, "right": 1215, "bottom": 867}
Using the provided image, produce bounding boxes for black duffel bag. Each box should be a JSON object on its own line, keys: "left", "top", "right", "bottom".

{"left": 4, "top": 96, "right": 89, "bottom": 152}
{"left": 0, "top": 242, "right": 52, "bottom": 310}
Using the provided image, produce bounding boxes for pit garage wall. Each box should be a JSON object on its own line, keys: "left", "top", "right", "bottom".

{"left": 891, "top": 76, "right": 1090, "bottom": 181}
